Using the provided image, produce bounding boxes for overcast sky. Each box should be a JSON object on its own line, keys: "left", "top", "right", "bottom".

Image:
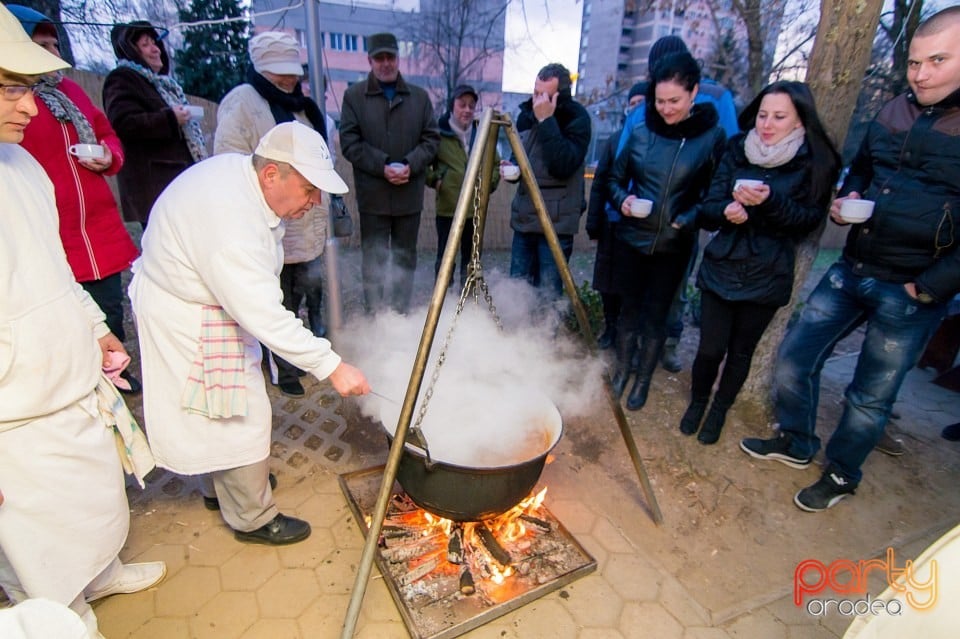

{"left": 503, "top": 0, "right": 583, "bottom": 94}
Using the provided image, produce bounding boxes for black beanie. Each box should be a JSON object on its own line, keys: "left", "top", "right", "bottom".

{"left": 628, "top": 81, "right": 648, "bottom": 100}
{"left": 648, "top": 35, "right": 689, "bottom": 73}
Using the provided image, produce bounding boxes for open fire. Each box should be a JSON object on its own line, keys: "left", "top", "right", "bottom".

{"left": 340, "top": 466, "right": 596, "bottom": 639}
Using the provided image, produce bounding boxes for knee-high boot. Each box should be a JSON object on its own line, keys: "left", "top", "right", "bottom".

{"left": 610, "top": 331, "right": 638, "bottom": 399}
{"left": 626, "top": 337, "right": 664, "bottom": 411}
{"left": 697, "top": 400, "right": 731, "bottom": 445}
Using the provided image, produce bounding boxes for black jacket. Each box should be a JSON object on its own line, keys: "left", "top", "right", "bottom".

{"left": 698, "top": 134, "right": 833, "bottom": 307}
{"left": 510, "top": 89, "right": 591, "bottom": 235}
{"left": 840, "top": 89, "right": 960, "bottom": 303}
{"left": 607, "top": 103, "right": 725, "bottom": 254}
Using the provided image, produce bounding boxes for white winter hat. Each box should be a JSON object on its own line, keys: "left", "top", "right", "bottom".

{"left": 255, "top": 121, "right": 348, "bottom": 194}
{"left": 249, "top": 31, "right": 303, "bottom": 76}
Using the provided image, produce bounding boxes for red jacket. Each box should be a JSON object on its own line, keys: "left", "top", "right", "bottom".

{"left": 21, "top": 77, "right": 138, "bottom": 282}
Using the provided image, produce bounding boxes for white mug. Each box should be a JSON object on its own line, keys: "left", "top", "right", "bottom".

{"left": 628, "top": 198, "right": 653, "bottom": 218}
{"left": 501, "top": 164, "right": 520, "bottom": 181}
{"left": 388, "top": 162, "right": 406, "bottom": 171}
{"left": 839, "top": 198, "right": 875, "bottom": 223}
{"left": 184, "top": 105, "right": 204, "bottom": 119}
{"left": 68, "top": 143, "right": 105, "bottom": 159}
{"left": 734, "top": 178, "right": 764, "bottom": 191}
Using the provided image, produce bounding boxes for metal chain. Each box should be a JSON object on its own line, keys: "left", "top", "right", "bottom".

{"left": 412, "top": 172, "right": 503, "bottom": 436}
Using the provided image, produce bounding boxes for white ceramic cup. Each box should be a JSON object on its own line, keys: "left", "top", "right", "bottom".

{"left": 839, "top": 198, "right": 875, "bottom": 223}
{"left": 501, "top": 165, "right": 520, "bottom": 180}
{"left": 734, "top": 178, "right": 765, "bottom": 191}
{"left": 629, "top": 198, "right": 653, "bottom": 218}
{"left": 388, "top": 162, "right": 406, "bottom": 171}
{"left": 184, "top": 105, "right": 204, "bottom": 119}
{"left": 68, "top": 143, "right": 105, "bottom": 159}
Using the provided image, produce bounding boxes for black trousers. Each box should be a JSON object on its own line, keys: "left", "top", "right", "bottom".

{"left": 615, "top": 246, "right": 690, "bottom": 341}
{"left": 434, "top": 215, "right": 475, "bottom": 288}
{"left": 690, "top": 289, "right": 778, "bottom": 405}
{"left": 82, "top": 272, "right": 125, "bottom": 341}
{"left": 274, "top": 257, "right": 324, "bottom": 386}
{"left": 359, "top": 212, "right": 421, "bottom": 315}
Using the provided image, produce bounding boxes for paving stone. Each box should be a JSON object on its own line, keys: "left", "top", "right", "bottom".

{"left": 723, "top": 608, "right": 788, "bottom": 638}
{"left": 191, "top": 591, "right": 258, "bottom": 638}
{"left": 581, "top": 629, "right": 626, "bottom": 639}
{"left": 603, "top": 551, "right": 662, "bottom": 601}
{"left": 353, "top": 621, "right": 411, "bottom": 639}
{"left": 560, "top": 574, "right": 623, "bottom": 627}
{"left": 620, "top": 601, "right": 684, "bottom": 639}
{"left": 591, "top": 516, "right": 639, "bottom": 554}
{"left": 257, "top": 569, "right": 321, "bottom": 617}
{"left": 129, "top": 616, "right": 191, "bottom": 639}
{"left": 548, "top": 498, "right": 598, "bottom": 535}
{"left": 129, "top": 542, "right": 190, "bottom": 578}
{"left": 239, "top": 618, "right": 301, "bottom": 639}
{"left": 296, "top": 592, "right": 350, "bottom": 637}
{"left": 315, "top": 549, "right": 360, "bottom": 594}
{"left": 154, "top": 565, "right": 221, "bottom": 616}
{"left": 93, "top": 588, "right": 157, "bottom": 638}
{"left": 684, "top": 628, "right": 733, "bottom": 639}
{"left": 189, "top": 524, "right": 244, "bottom": 567}
{"left": 500, "top": 597, "right": 578, "bottom": 639}
{"left": 219, "top": 545, "right": 280, "bottom": 592}
{"left": 277, "top": 525, "right": 336, "bottom": 569}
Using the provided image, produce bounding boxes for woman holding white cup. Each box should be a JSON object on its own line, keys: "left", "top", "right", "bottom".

{"left": 681, "top": 81, "right": 841, "bottom": 444}
{"left": 605, "top": 52, "right": 726, "bottom": 411}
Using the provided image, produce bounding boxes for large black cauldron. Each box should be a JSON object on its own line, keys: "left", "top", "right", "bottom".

{"left": 381, "top": 397, "right": 562, "bottom": 521}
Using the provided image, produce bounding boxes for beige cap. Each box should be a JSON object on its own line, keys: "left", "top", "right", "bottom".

{"left": 0, "top": 3, "right": 68, "bottom": 75}
{"left": 249, "top": 31, "right": 302, "bottom": 76}
{"left": 255, "top": 121, "right": 348, "bottom": 194}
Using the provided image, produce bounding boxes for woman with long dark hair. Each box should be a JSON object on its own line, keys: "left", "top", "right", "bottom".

{"left": 606, "top": 52, "right": 726, "bottom": 411}
{"left": 681, "top": 81, "right": 841, "bottom": 444}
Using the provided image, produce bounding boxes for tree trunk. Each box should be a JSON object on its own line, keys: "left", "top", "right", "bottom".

{"left": 736, "top": 0, "right": 885, "bottom": 421}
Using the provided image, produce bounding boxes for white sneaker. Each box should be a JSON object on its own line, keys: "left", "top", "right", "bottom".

{"left": 85, "top": 562, "right": 167, "bottom": 602}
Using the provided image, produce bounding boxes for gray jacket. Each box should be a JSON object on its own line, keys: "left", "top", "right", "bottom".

{"left": 340, "top": 72, "right": 440, "bottom": 216}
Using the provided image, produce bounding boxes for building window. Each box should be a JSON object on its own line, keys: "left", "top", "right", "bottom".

{"left": 329, "top": 32, "right": 344, "bottom": 50}
{"left": 345, "top": 34, "right": 358, "bottom": 51}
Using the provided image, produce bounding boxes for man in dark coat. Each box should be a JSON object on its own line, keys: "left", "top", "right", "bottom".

{"left": 504, "top": 62, "right": 591, "bottom": 298}
{"left": 339, "top": 32, "right": 440, "bottom": 315}
{"left": 741, "top": 6, "right": 960, "bottom": 512}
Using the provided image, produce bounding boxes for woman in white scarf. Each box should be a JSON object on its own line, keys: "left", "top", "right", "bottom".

{"left": 680, "top": 81, "right": 841, "bottom": 445}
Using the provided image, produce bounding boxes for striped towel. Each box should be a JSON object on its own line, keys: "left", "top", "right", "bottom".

{"left": 181, "top": 305, "right": 247, "bottom": 418}
{"left": 95, "top": 372, "right": 155, "bottom": 488}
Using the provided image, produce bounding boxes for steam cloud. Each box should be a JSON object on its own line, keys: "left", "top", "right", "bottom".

{"left": 336, "top": 272, "right": 608, "bottom": 466}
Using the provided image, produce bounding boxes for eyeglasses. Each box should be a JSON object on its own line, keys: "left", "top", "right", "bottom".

{"left": 0, "top": 83, "right": 42, "bottom": 101}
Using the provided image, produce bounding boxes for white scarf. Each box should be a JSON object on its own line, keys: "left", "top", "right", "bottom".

{"left": 744, "top": 126, "right": 805, "bottom": 168}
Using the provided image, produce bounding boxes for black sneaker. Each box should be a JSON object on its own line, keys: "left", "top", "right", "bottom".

{"left": 739, "top": 433, "right": 812, "bottom": 469}
{"left": 277, "top": 379, "right": 305, "bottom": 397}
{"left": 794, "top": 472, "right": 856, "bottom": 512}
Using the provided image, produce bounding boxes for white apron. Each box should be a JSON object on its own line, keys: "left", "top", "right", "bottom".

{"left": 0, "top": 393, "right": 127, "bottom": 605}
{"left": 129, "top": 273, "right": 274, "bottom": 475}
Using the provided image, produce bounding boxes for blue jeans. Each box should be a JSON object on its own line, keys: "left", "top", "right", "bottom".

{"left": 774, "top": 261, "right": 945, "bottom": 484}
{"left": 510, "top": 231, "right": 573, "bottom": 297}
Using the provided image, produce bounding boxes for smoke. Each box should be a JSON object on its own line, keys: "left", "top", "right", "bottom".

{"left": 336, "top": 272, "right": 607, "bottom": 467}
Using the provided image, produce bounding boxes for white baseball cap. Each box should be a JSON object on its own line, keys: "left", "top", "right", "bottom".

{"left": 255, "top": 121, "right": 348, "bottom": 194}
{"left": 0, "top": 3, "right": 69, "bottom": 75}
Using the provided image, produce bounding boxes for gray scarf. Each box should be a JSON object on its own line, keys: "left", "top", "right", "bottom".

{"left": 117, "top": 59, "right": 207, "bottom": 163}
{"left": 744, "top": 126, "right": 805, "bottom": 168}
{"left": 36, "top": 73, "right": 97, "bottom": 145}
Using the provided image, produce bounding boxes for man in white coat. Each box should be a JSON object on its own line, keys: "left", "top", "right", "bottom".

{"left": 0, "top": 5, "right": 165, "bottom": 637}
{"left": 131, "top": 120, "right": 370, "bottom": 546}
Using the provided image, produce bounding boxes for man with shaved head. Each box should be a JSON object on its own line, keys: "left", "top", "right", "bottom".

{"left": 741, "top": 6, "right": 960, "bottom": 511}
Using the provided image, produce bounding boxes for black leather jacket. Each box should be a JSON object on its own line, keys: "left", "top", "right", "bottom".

{"left": 697, "top": 134, "right": 834, "bottom": 307}
{"left": 840, "top": 88, "right": 960, "bottom": 303}
{"left": 607, "top": 103, "right": 725, "bottom": 254}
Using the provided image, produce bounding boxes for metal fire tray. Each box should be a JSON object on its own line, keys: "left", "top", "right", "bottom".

{"left": 339, "top": 465, "right": 596, "bottom": 639}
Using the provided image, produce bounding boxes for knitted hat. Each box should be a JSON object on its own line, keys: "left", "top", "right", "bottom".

{"left": 452, "top": 84, "right": 478, "bottom": 102}
{"left": 648, "top": 35, "right": 689, "bottom": 72}
{"left": 249, "top": 32, "right": 303, "bottom": 76}
{"left": 367, "top": 32, "right": 398, "bottom": 57}
{"left": 628, "top": 81, "right": 648, "bottom": 100}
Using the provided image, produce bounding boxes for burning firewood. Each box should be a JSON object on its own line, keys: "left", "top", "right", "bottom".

{"left": 381, "top": 533, "right": 445, "bottom": 562}
{"left": 458, "top": 564, "right": 476, "bottom": 595}
{"left": 447, "top": 524, "right": 464, "bottom": 564}
{"left": 476, "top": 524, "right": 512, "bottom": 567}
{"left": 519, "top": 513, "right": 552, "bottom": 532}
{"left": 399, "top": 555, "right": 441, "bottom": 586}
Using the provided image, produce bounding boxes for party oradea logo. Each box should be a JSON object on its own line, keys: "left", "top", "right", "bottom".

{"left": 794, "top": 548, "right": 937, "bottom": 617}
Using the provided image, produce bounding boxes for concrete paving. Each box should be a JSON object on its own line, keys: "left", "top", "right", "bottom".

{"left": 28, "top": 249, "right": 960, "bottom": 638}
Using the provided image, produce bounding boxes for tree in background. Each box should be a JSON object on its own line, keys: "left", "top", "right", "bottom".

{"left": 175, "top": 0, "right": 250, "bottom": 102}
{"left": 412, "top": 0, "right": 509, "bottom": 106}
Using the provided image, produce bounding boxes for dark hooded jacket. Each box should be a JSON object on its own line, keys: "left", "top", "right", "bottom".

{"left": 607, "top": 102, "right": 725, "bottom": 255}
{"left": 839, "top": 88, "right": 960, "bottom": 303}
{"left": 102, "top": 22, "right": 194, "bottom": 225}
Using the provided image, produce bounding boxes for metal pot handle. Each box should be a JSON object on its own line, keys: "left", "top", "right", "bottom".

{"left": 405, "top": 425, "right": 436, "bottom": 470}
